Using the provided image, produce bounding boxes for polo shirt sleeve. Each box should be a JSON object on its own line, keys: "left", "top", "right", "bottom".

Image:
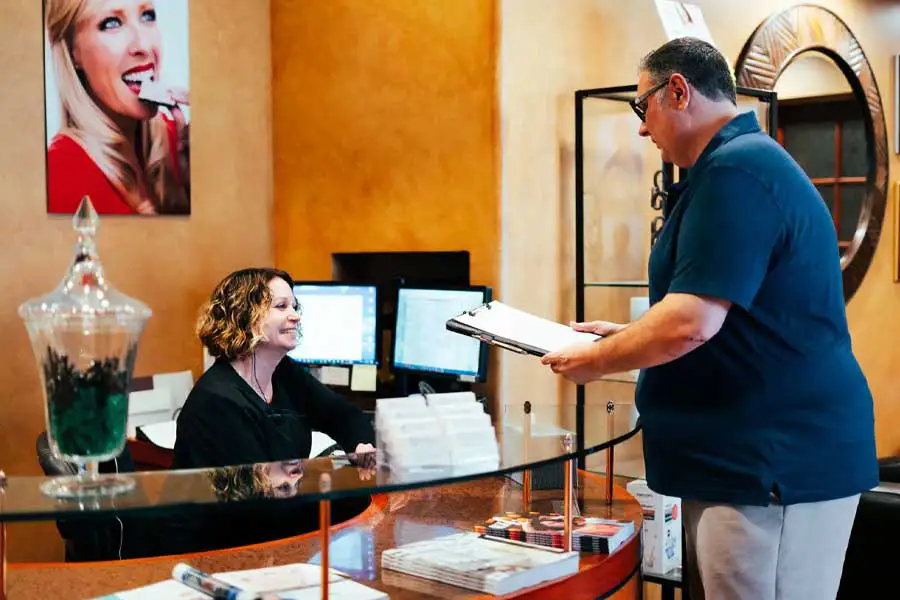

{"left": 668, "top": 166, "right": 783, "bottom": 310}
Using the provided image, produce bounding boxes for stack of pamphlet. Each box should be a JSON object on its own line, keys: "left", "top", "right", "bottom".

{"left": 375, "top": 392, "right": 500, "bottom": 480}
{"left": 381, "top": 532, "right": 579, "bottom": 595}
{"left": 474, "top": 511, "right": 635, "bottom": 553}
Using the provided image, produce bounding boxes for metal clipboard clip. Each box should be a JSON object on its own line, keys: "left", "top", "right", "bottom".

{"left": 476, "top": 334, "right": 527, "bottom": 355}
{"left": 466, "top": 302, "right": 492, "bottom": 317}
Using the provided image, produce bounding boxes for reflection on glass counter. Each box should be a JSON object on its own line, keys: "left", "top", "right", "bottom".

{"left": 5, "top": 468, "right": 645, "bottom": 599}
{"left": 209, "top": 459, "right": 306, "bottom": 501}
{"left": 0, "top": 404, "right": 640, "bottom": 524}
{"left": 393, "top": 519, "right": 461, "bottom": 547}
{"left": 308, "top": 527, "right": 378, "bottom": 581}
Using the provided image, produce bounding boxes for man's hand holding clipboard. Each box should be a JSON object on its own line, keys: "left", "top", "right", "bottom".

{"left": 540, "top": 320, "right": 626, "bottom": 384}
{"left": 445, "top": 300, "right": 607, "bottom": 358}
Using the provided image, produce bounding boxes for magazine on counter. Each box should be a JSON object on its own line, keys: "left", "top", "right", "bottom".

{"left": 93, "top": 562, "right": 387, "bottom": 600}
{"left": 475, "top": 511, "right": 635, "bottom": 554}
{"left": 381, "top": 532, "right": 579, "bottom": 596}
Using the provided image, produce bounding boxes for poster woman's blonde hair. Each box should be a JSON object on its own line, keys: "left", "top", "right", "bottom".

{"left": 45, "top": 0, "right": 188, "bottom": 214}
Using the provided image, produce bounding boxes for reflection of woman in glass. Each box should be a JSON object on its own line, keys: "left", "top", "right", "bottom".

{"left": 533, "top": 515, "right": 587, "bottom": 531}
{"left": 45, "top": 0, "right": 189, "bottom": 215}
{"left": 211, "top": 460, "right": 305, "bottom": 501}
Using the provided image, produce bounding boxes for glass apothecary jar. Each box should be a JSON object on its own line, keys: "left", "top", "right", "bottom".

{"left": 19, "top": 198, "right": 151, "bottom": 498}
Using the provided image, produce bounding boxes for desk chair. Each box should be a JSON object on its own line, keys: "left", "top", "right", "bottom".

{"left": 837, "top": 457, "right": 900, "bottom": 598}
{"left": 128, "top": 370, "right": 194, "bottom": 436}
{"left": 35, "top": 432, "right": 151, "bottom": 561}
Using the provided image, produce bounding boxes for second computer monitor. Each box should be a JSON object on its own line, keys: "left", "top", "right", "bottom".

{"left": 288, "top": 283, "right": 378, "bottom": 366}
{"left": 392, "top": 286, "right": 491, "bottom": 382}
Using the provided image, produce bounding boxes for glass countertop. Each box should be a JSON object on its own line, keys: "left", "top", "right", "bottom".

{"left": 0, "top": 402, "right": 640, "bottom": 523}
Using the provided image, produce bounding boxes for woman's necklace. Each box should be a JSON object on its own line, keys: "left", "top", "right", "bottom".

{"left": 251, "top": 354, "right": 273, "bottom": 403}
{"left": 253, "top": 379, "right": 272, "bottom": 403}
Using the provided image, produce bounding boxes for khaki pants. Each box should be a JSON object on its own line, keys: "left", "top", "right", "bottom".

{"left": 682, "top": 494, "right": 860, "bottom": 600}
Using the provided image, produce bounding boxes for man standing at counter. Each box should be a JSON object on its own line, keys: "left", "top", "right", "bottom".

{"left": 542, "top": 37, "right": 877, "bottom": 600}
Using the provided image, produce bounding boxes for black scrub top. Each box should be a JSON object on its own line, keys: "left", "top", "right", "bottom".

{"left": 173, "top": 357, "right": 375, "bottom": 469}
{"left": 155, "top": 357, "right": 374, "bottom": 555}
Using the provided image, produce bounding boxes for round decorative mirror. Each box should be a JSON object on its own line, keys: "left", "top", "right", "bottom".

{"left": 775, "top": 53, "right": 863, "bottom": 263}
{"left": 734, "top": 5, "right": 889, "bottom": 302}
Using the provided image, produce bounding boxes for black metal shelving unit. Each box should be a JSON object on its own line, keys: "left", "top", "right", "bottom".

{"left": 573, "top": 85, "right": 778, "bottom": 471}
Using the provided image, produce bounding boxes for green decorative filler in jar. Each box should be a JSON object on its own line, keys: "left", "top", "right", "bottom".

{"left": 43, "top": 350, "right": 133, "bottom": 459}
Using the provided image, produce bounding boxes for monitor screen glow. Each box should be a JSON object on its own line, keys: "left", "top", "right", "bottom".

{"left": 288, "top": 284, "right": 378, "bottom": 366}
{"left": 393, "top": 287, "right": 489, "bottom": 380}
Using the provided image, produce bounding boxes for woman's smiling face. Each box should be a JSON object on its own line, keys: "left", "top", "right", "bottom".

{"left": 72, "top": 0, "right": 162, "bottom": 121}
{"left": 268, "top": 460, "right": 303, "bottom": 498}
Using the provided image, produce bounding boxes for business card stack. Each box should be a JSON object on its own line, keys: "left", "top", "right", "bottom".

{"left": 375, "top": 392, "right": 500, "bottom": 481}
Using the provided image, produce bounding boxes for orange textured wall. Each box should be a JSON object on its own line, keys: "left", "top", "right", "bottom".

{"left": 271, "top": 0, "right": 499, "bottom": 288}
{"left": 0, "top": 0, "right": 273, "bottom": 561}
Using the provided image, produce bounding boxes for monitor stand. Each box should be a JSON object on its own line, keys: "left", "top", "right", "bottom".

{"left": 393, "top": 372, "right": 473, "bottom": 398}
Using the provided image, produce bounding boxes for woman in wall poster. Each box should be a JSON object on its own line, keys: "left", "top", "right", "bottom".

{"left": 44, "top": 0, "right": 191, "bottom": 215}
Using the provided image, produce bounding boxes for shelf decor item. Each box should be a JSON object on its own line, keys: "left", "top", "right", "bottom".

{"left": 19, "top": 196, "right": 151, "bottom": 499}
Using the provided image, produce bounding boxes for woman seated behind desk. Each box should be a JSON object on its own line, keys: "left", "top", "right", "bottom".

{"left": 174, "top": 267, "right": 375, "bottom": 469}
{"left": 164, "top": 268, "right": 375, "bottom": 553}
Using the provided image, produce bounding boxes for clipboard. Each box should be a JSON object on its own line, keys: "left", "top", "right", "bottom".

{"left": 446, "top": 300, "right": 600, "bottom": 357}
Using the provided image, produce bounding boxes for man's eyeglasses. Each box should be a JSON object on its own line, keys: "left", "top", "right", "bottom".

{"left": 630, "top": 79, "right": 669, "bottom": 122}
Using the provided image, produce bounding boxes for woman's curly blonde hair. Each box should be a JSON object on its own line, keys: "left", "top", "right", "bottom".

{"left": 197, "top": 268, "right": 295, "bottom": 361}
{"left": 208, "top": 464, "right": 269, "bottom": 502}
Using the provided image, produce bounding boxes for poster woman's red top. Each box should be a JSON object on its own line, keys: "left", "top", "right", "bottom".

{"left": 47, "top": 116, "right": 183, "bottom": 215}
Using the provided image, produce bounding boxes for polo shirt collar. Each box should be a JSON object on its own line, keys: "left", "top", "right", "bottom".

{"left": 690, "top": 111, "right": 761, "bottom": 175}
{"left": 662, "top": 111, "right": 761, "bottom": 217}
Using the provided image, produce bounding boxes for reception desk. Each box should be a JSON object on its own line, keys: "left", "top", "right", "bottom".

{"left": 9, "top": 472, "right": 641, "bottom": 599}
{"left": 1, "top": 403, "right": 642, "bottom": 599}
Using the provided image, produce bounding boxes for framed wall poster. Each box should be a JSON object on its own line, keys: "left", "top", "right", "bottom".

{"left": 43, "top": 0, "right": 191, "bottom": 216}
{"left": 894, "top": 54, "right": 899, "bottom": 156}
{"left": 895, "top": 181, "right": 900, "bottom": 282}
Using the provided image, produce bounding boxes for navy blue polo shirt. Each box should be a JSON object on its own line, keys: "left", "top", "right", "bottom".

{"left": 636, "top": 111, "right": 878, "bottom": 506}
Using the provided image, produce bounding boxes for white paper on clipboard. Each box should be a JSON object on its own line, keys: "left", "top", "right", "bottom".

{"left": 654, "top": 1, "right": 716, "bottom": 47}
{"left": 446, "top": 301, "right": 600, "bottom": 357}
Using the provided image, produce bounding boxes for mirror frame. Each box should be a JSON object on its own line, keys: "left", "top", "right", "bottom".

{"left": 734, "top": 5, "right": 889, "bottom": 302}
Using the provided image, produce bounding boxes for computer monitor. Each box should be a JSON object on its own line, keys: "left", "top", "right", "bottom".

{"left": 332, "top": 251, "right": 470, "bottom": 289}
{"left": 287, "top": 283, "right": 378, "bottom": 366}
{"left": 332, "top": 251, "right": 471, "bottom": 372}
{"left": 392, "top": 286, "right": 491, "bottom": 382}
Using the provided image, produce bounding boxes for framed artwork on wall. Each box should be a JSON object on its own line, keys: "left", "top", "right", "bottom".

{"left": 43, "top": 0, "right": 191, "bottom": 216}
{"left": 894, "top": 181, "right": 900, "bottom": 282}
{"left": 895, "top": 55, "right": 899, "bottom": 155}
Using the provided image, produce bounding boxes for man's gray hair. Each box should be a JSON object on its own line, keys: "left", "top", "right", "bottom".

{"left": 639, "top": 37, "right": 737, "bottom": 105}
